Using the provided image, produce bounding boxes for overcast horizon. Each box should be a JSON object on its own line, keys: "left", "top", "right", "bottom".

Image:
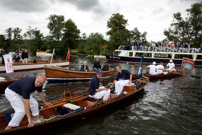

{"left": 0, "top": 0, "right": 201, "bottom": 42}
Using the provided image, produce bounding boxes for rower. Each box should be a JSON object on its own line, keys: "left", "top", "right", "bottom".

{"left": 147, "top": 61, "right": 158, "bottom": 75}
{"left": 166, "top": 59, "right": 176, "bottom": 72}
{"left": 4, "top": 74, "right": 52, "bottom": 130}
{"left": 110, "top": 66, "right": 132, "bottom": 95}
{"left": 80, "top": 61, "right": 89, "bottom": 72}
{"left": 156, "top": 62, "right": 168, "bottom": 75}
{"left": 89, "top": 69, "right": 110, "bottom": 101}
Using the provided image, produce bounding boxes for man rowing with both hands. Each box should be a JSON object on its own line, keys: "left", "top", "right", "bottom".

{"left": 5, "top": 74, "right": 52, "bottom": 130}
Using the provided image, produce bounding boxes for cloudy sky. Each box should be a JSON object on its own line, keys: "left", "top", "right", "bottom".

{"left": 0, "top": 0, "right": 201, "bottom": 42}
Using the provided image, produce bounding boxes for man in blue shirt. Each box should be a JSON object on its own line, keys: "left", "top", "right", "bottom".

{"left": 93, "top": 58, "right": 101, "bottom": 70}
{"left": 89, "top": 69, "right": 110, "bottom": 100}
{"left": 4, "top": 74, "right": 52, "bottom": 130}
{"left": 110, "top": 66, "right": 132, "bottom": 95}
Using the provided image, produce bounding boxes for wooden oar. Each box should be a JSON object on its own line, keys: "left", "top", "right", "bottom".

{"left": 135, "top": 64, "right": 148, "bottom": 67}
{"left": 41, "top": 95, "right": 89, "bottom": 110}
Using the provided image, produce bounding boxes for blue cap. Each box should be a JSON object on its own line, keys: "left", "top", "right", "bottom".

{"left": 96, "top": 69, "right": 103, "bottom": 75}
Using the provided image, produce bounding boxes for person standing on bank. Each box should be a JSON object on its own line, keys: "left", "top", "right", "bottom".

{"left": 4, "top": 74, "right": 52, "bottom": 130}
{"left": 80, "top": 61, "right": 89, "bottom": 72}
{"left": 110, "top": 66, "right": 132, "bottom": 95}
{"left": 89, "top": 69, "right": 110, "bottom": 101}
{"left": 93, "top": 58, "right": 101, "bottom": 70}
{"left": 21, "top": 50, "right": 28, "bottom": 64}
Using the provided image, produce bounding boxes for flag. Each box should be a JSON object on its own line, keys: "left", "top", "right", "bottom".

{"left": 104, "top": 44, "right": 107, "bottom": 48}
{"left": 3, "top": 54, "right": 13, "bottom": 73}
{"left": 137, "top": 56, "right": 143, "bottom": 77}
{"left": 181, "top": 57, "right": 195, "bottom": 70}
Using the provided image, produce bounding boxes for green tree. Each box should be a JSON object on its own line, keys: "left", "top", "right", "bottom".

{"left": 78, "top": 33, "right": 87, "bottom": 53}
{"left": 62, "top": 19, "right": 80, "bottom": 49}
{"left": 30, "top": 30, "right": 44, "bottom": 53}
{"left": 164, "top": 2, "right": 202, "bottom": 46}
{"left": 84, "top": 33, "right": 105, "bottom": 55}
{"left": 12, "top": 27, "right": 22, "bottom": 51}
{"left": 5, "top": 27, "right": 13, "bottom": 48}
{"left": 186, "top": 2, "right": 202, "bottom": 45}
{"left": 106, "top": 13, "right": 130, "bottom": 51}
{"left": 130, "top": 27, "right": 147, "bottom": 44}
{"left": 47, "top": 14, "right": 65, "bottom": 42}
{"left": 23, "top": 26, "right": 44, "bottom": 52}
{"left": 0, "top": 35, "right": 7, "bottom": 49}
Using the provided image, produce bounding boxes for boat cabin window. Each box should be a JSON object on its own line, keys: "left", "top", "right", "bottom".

{"left": 195, "top": 54, "right": 202, "bottom": 60}
{"left": 154, "top": 53, "right": 170, "bottom": 58}
{"left": 174, "top": 54, "right": 194, "bottom": 59}
{"left": 129, "top": 52, "right": 133, "bottom": 57}
{"left": 135, "top": 53, "right": 151, "bottom": 57}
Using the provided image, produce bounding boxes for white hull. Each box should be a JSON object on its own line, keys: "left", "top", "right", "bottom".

{"left": 0, "top": 61, "right": 69, "bottom": 73}
{"left": 36, "top": 52, "right": 52, "bottom": 57}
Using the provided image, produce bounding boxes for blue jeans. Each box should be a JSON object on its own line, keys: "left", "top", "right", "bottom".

{"left": 93, "top": 67, "right": 100, "bottom": 70}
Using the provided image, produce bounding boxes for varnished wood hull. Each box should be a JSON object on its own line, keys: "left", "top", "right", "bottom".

{"left": 0, "top": 60, "right": 69, "bottom": 73}
{"left": 44, "top": 66, "right": 115, "bottom": 82}
{"left": 0, "top": 77, "right": 149, "bottom": 135}
{"left": 0, "top": 76, "right": 24, "bottom": 93}
{"left": 132, "top": 70, "right": 184, "bottom": 80}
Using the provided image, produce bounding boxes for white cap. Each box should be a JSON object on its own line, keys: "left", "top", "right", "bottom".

{"left": 153, "top": 61, "right": 156, "bottom": 65}
{"left": 170, "top": 59, "right": 173, "bottom": 62}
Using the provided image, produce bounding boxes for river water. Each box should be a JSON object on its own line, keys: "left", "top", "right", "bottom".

{"left": 0, "top": 55, "right": 202, "bottom": 135}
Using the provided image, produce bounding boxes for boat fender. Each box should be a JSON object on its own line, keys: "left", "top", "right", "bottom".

{"left": 132, "top": 81, "right": 139, "bottom": 90}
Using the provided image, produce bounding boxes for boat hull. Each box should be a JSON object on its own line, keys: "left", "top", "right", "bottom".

{"left": 0, "top": 77, "right": 149, "bottom": 135}
{"left": 44, "top": 66, "right": 115, "bottom": 82}
{"left": 0, "top": 60, "right": 69, "bottom": 73}
{"left": 132, "top": 71, "right": 183, "bottom": 80}
{"left": 106, "top": 55, "right": 202, "bottom": 66}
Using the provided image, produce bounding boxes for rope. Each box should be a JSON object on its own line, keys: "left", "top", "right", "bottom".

{"left": 37, "top": 115, "right": 61, "bottom": 122}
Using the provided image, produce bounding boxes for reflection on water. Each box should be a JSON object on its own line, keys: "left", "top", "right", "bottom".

{"left": 0, "top": 55, "right": 202, "bottom": 135}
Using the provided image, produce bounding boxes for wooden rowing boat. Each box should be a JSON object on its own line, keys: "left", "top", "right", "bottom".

{"left": 0, "top": 77, "right": 149, "bottom": 135}
{"left": 0, "top": 60, "right": 69, "bottom": 73}
{"left": 43, "top": 66, "right": 115, "bottom": 82}
{"left": 132, "top": 70, "right": 185, "bottom": 80}
{"left": 0, "top": 75, "right": 28, "bottom": 93}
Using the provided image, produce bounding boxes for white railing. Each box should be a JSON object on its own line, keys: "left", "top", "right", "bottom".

{"left": 131, "top": 46, "right": 202, "bottom": 53}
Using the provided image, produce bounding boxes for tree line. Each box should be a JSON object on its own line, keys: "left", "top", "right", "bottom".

{"left": 0, "top": 2, "right": 201, "bottom": 55}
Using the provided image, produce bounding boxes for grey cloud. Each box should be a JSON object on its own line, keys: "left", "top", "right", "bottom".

{"left": 152, "top": 8, "right": 165, "bottom": 15}
{"left": 0, "top": 0, "right": 49, "bottom": 12}
{"left": 62, "top": 0, "right": 100, "bottom": 11}
{"left": 62, "top": 0, "right": 107, "bottom": 19}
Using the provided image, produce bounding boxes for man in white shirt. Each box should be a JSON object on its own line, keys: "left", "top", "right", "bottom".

{"left": 166, "top": 59, "right": 176, "bottom": 71}
{"left": 148, "top": 61, "right": 158, "bottom": 75}
{"left": 156, "top": 62, "right": 168, "bottom": 74}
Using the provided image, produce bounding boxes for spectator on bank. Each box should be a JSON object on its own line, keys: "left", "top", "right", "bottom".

{"left": 22, "top": 50, "right": 28, "bottom": 64}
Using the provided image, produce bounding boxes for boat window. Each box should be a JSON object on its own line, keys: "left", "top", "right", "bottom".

{"left": 129, "top": 52, "right": 133, "bottom": 57}
{"left": 135, "top": 53, "right": 150, "bottom": 57}
{"left": 195, "top": 54, "right": 202, "bottom": 60}
{"left": 154, "top": 53, "right": 170, "bottom": 58}
{"left": 175, "top": 54, "right": 194, "bottom": 59}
